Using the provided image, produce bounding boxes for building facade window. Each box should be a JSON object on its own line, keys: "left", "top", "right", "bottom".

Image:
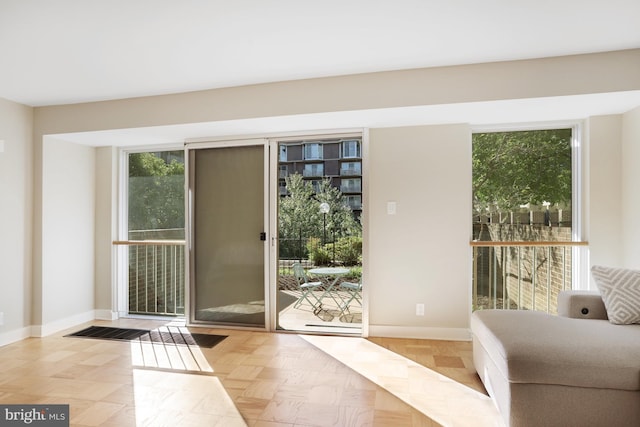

{"left": 310, "top": 180, "right": 322, "bottom": 193}
{"left": 341, "top": 178, "right": 361, "bottom": 193}
{"left": 340, "top": 161, "right": 361, "bottom": 176}
{"left": 304, "top": 143, "right": 323, "bottom": 160}
{"left": 342, "top": 140, "right": 360, "bottom": 158}
{"left": 279, "top": 165, "right": 288, "bottom": 179}
{"left": 303, "top": 163, "right": 324, "bottom": 177}
{"left": 345, "top": 195, "right": 362, "bottom": 210}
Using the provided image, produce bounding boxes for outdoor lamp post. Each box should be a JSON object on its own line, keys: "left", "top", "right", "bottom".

{"left": 319, "top": 202, "right": 330, "bottom": 245}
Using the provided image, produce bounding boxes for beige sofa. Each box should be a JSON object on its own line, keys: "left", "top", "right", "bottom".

{"left": 471, "top": 291, "right": 640, "bottom": 427}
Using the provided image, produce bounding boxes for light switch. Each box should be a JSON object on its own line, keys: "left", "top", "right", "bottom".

{"left": 387, "top": 201, "right": 397, "bottom": 215}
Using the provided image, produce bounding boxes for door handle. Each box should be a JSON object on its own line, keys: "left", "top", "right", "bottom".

{"left": 259, "top": 232, "right": 266, "bottom": 241}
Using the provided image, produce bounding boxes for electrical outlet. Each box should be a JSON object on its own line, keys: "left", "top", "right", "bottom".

{"left": 416, "top": 303, "right": 425, "bottom": 316}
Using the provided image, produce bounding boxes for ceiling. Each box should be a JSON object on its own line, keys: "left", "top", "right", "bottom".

{"left": 2, "top": 1, "right": 640, "bottom": 144}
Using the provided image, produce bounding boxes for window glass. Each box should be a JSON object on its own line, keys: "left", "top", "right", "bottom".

{"left": 128, "top": 151, "right": 185, "bottom": 240}
{"left": 472, "top": 128, "right": 572, "bottom": 237}
{"left": 303, "top": 163, "right": 324, "bottom": 177}
{"left": 341, "top": 178, "right": 361, "bottom": 193}
{"left": 304, "top": 143, "right": 323, "bottom": 160}
{"left": 342, "top": 140, "right": 361, "bottom": 158}
{"left": 340, "top": 161, "right": 361, "bottom": 175}
{"left": 471, "top": 128, "right": 575, "bottom": 314}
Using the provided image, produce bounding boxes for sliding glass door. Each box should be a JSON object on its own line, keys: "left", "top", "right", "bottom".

{"left": 273, "top": 135, "right": 364, "bottom": 335}
{"left": 188, "top": 142, "right": 267, "bottom": 327}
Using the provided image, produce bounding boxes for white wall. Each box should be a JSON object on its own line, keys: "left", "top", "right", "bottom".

{"left": 622, "top": 107, "right": 640, "bottom": 268}
{"left": 368, "top": 124, "right": 472, "bottom": 339}
{"left": 0, "top": 97, "right": 33, "bottom": 345}
{"left": 40, "top": 138, "right": 96, "bottom": 335}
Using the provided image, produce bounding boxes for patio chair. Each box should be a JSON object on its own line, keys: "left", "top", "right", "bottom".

{"left": 338, "top": 280, "right": 362, "bottom": 315}
{"left": 292, "top": 263, "right": 323, "bottom": 312}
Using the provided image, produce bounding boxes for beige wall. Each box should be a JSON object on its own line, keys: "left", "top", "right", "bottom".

{"left": 586, "top": 115, "right": 624, "bottom": 271}
{"left": 0, "top": 97, "right": 33, "bottom": 344}
{"left": 33, "top": 49, "right": 640, "bottom": 135}
{"left": 622, "top": 107, "right": 640, "bottom": 268}
{"left": 368, "top": 125, "right": 472, "bottom": 339}
{"left": 94, "top": 147, "right": 118, "bottom": 317}
{"left": 16, "top": 48, "right": 640, "bottom": 340}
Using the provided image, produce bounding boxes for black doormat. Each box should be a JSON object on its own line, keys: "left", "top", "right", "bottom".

{"left": 66, "top": 326, "right": 227, "bottom": 348}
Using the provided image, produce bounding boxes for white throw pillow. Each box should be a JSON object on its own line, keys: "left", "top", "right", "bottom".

{"left": 591, "top": 265, "right": 640, "bottom": 325}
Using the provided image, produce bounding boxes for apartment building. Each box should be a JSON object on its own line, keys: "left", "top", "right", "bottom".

{"left": 278, "top": 138, "right": 363, "bottom": 215}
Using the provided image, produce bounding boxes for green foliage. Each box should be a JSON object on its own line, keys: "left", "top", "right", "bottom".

{"left": 334, "top": 236, "right": 362, "bottom": 266}
{"left": 342, "top": 266, "right": 362, "bottom": 281}
{"left": 278, "top": 173, "right": 361, "bottom": 243}
{"left": 128, "top": 151, "right": 185, "bottom": 234}
{"left": 473, "top": 129, "right": 572, "bottom": 213}
{"left": 306, "top": 237, "right": 332, "bottom": 266}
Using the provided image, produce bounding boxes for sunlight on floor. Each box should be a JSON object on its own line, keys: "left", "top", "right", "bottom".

{"left": 130, "top": 325, "right": 213, "bottom": 373}
{"left": 278, "top": 290, "right": 363, "bottom": 335}
{"left": 132, "top": 369, "right": 246, "bottom": 426}
{"left": 302, "top": 335, "right": 504, "bottom": 427}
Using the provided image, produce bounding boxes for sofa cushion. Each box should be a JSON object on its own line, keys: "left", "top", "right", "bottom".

{"left": 591, "top": 265, "right": 640, "bottom": 325}
{"left": 471, "top": 310, "right": 640, "bottom": 391}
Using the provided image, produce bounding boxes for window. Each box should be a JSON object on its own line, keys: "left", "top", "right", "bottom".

{"left": 342, "top": 140, "right": 361, "bottom": 158}
{"left": 345, "top": 195, "right": 362, "bottom": 210}
{"left": 472, "top": 128, "right": 572, "bottom": 232}
{"left": 124, "top": 149, "right": 186, "bottom": 316}
{"left": 279, "top": 145, "right": 287, "bottom": 162}
{"left": 128, "top": 151, "right": 185, "bottom": 239}
{"left": 310, "top": 180, "right": 322, "bottom": 193}
{"left": 279, "top": 165, "right": 288, "bottom": 179}
{"left": 303, "top": 163, "right": 324, "bottom": 177}
{"left": 471, "top": 127, "right": 580, "bottom": 314}
{"left": 340, "top": 161, "right": 361, "bottom": 176}
{"left": 341, "top": 178, "right": 361, "bottom": 193}
{"left": 304, "top": 143, "right": 323, "bottom": 160}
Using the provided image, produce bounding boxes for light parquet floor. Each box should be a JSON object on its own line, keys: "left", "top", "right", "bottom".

{"left": 0, "top": 318, "right": 502, "bottom": 427}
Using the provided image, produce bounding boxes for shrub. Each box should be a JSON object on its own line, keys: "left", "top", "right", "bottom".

{"left": 307, "top": 237, "right": 332, "bottom": 266}
{"left": 334, "top": 236, "right": 362, "bottom": 266}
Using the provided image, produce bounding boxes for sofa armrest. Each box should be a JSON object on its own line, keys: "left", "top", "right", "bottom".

{"left": 557, "top": 290, "right": 608, "bottom": 320}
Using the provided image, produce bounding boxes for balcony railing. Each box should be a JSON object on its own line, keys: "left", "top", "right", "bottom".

{"left": 114, "top": 239, "right": 186, "bottom": 316}
{"left": 471, "top": 241, "right": 587, "bottom": 314}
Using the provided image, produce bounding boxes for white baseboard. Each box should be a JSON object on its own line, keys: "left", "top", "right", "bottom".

{"left": 94, "top": 309, "right": 119, "bottom": 321}
{"left": 0, "top": 326, "right": 32, "bottom": 347}
{"left": 32, "top": 310, "right": 96, "bottom": 337}
{"left": 368, "top": 325, "right": 472, "bottom": 341}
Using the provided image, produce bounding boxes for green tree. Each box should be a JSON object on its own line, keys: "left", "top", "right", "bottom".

{"left": 278, "top": 173, "right": 361, "bottom": 258}
{"left": 128, "top": 151, "right": 185, "bottom": 236}
{"left": 472, "top": 129, "right": 572, "bottom": 213}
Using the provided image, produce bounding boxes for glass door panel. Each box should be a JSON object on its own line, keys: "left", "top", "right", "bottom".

{"left": 274, "top": 137, "right": 363, "bottom": 335}
{"left": 189, "top": 144, "right": 266, "bottom": 327}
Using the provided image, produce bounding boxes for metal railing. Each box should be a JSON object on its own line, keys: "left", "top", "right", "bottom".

{"left": 471, "top": 241, "right": 587, "bottom": 314}
{"left": 114, "top": 240, "right": 186, "bottom": 316}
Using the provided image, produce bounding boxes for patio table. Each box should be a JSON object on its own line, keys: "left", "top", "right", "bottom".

{"left": 308, "top": 267, "right": 350, "bottom": 309}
